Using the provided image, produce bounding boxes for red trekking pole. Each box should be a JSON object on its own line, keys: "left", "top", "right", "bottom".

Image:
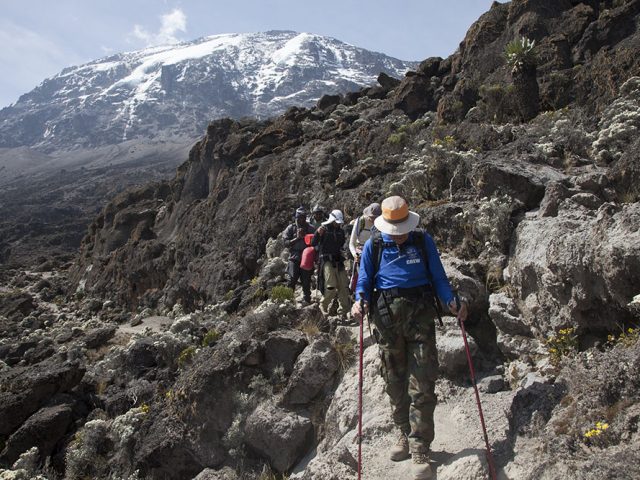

{"left": 357, "top": 299, "right": 365, "bottom": 479}
{"left": 458, "top": 312, "right": 498, "bottom": 480}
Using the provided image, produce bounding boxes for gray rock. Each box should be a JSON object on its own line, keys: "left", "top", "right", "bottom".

{"left": 478, "top": 375, "right": 506, "bottom": 394}
{"left": 0, "top": 360, "right": 84, "bottom": 438}
{"left": 283, "top": 335, "right": 340, "bottom": 405}
{"left": 570, "top": 192, "right": 604, "bottom": 209}
{"left": 193, "top": 467, "right": 239, "bottom": 480}
{"left": 83, "top": 326, "right": 116, "bottom": 349}
{"left": 244, "top": 403, "right": 314, "bottom": 473}
{"left": 509, "top": 202, "right": 640, "bottom": 336}
{"left": 437, "top": 328, "right": 478, "bottom": 378}
{"left": 489, "top": 293, "right": 530, "bottom": 336}
{"left": 437, "top": 450, "right": 488, "bottom": 479}
{"left": 262, "top": 329, "right": 308, "bottom": 375}
{"left": 538, "top": 181, "right": 570, "bottom": 218}
{"left": 489, "top": 292, "right": 542, "bottom": 357}
{"left": 0, "top": 404, "right": 73, "bottom": 464}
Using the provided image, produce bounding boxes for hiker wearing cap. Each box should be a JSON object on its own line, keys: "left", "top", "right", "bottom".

{"left": 349, "top": 202, "right": 381, "bottom": 263}
{"left": 282, "top": 207, "right": 316, "bottom": 304}
{"left": 312, "top": 209, "right": 351, "bottom": 318}
{"left": 308, "top": 204, "right": 327, "bottom": 230}
{"left": 351, "top": 196, "right": 468, "bottom": 480}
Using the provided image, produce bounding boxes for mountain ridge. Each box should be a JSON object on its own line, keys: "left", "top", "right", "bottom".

{"left": 0, "top": 30, "right": 417, "bottom": 152}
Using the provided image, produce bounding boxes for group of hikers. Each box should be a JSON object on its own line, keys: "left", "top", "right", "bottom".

{"left": 282, "top": 202, "right": 381, "bottom": 320}
{"left": 282, "top": 195, "right": 469, "bottom": 480}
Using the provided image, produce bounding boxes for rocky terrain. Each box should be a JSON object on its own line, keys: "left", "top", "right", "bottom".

{"left": 2, "top": 0, "right": 640, "bottom": 479}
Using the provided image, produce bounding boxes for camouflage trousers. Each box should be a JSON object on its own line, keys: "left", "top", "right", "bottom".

{"left": 372, "top": 294, "right": 439, "bottom": 454}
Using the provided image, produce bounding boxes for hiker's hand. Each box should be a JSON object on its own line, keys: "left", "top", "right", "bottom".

{"left": 297, "top": 228, "right": 304, "bottom": 238}
{"left": 449, "top": 299, "right": 468, "bottom": 322}
{"left": 351, "top": 300, "right": 368, "bottom": 321}
{"left": 317, "top": 226, "right": 325, "bottom": 236}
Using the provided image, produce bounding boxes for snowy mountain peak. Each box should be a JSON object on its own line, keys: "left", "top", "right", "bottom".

{"left": 0, "top": 31, "right": 417, "bottom": 152}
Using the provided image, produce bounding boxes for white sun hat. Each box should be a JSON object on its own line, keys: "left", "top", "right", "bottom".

{"left": 322, "top": 209, "right": 345, "bottom": 225}
{"left": 373, "top": 196, "right": 420, "bottom": 235}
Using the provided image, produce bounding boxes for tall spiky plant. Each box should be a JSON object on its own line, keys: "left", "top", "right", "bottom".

{"left": 505, "top": 37, "right": 537, "bottom": 75}
{"left": 505, "top": 36, "right": 539, "bottom": 121}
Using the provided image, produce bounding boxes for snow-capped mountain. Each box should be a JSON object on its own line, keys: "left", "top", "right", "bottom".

{"left": 0, "top": 31, "right": 417, "bottom": 152}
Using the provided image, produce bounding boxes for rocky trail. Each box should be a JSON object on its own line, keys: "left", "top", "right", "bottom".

{"left": 295, "top": 320, "right": 517, "bottom": 480}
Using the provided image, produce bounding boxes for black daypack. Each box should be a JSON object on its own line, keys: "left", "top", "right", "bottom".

{"left": 370, "top": 229, "right": 444, "bottom": 325}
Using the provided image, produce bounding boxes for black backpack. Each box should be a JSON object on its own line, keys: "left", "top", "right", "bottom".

{"left": 369, "top": 229, "right": 444, "bottom": 325}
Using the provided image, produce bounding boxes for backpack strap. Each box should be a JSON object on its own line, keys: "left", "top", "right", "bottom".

{"left": 371, "top": 229, "right": 443, "bottom": 326}
{"left": 412, "top": 229, "right": 444, "bottom": 325}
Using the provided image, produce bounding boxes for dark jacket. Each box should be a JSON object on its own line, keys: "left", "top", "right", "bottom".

{"left": 283, "top": 221, "right": 315, "bottom": 261}
{"left": 312, "top": 223, "right": 345, "bottom": 261}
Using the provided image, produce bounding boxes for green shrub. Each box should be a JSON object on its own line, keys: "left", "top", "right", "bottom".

{"left": 387, "top": 132, "right": 407, "bottom": 145}
{"left": 270, "top": 285, "right": 294, "bottom": 303}
{"left": 334, "top": 339, "right": 357, "bottom": 373}
{"left": 177, "top": 346, "right": 196, "bottom": 367}
{"left": 606, "top": 327, "right": 639, "bottom": 348}
{"left": 431, "top": 135, "right": 456, "bottom": 150}
{"left": 252, "top": 287, "right": 267, "bottom": 301}
{"left": 202, "top": 329, "right": 221, "bottom": 347}
{"left": 546, "top": 327, "right": 578, "bottom": 365}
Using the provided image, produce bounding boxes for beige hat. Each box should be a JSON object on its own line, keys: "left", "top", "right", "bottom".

{"left": 373, "top": 196, "right": 420, "bottom": 235}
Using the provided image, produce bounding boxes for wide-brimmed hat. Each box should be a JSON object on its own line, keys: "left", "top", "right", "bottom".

{"left": 374, "top": 196, "right": 420, "bottom": 235}
{"left": 322, "top": 209, "right": 345, "bottom": 225}
{"left": 362, "top": 202, "right": 382, "bottom": 218}
{"left": 295, "top": 206, "right": 307, "bottom": 217}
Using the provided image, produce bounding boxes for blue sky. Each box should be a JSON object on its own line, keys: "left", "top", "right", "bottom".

{"left": 0, "top": 0, "right": 496, "bottom": 108}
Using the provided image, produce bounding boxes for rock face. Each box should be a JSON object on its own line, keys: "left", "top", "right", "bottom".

{"left": 509, "top": 201, "right": 640, "bottom": 337}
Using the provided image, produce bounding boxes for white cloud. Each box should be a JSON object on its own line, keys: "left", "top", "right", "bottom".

{"left": 132, "top": 8, "right": 187, "bottom": 46}
{"left": 0, "top": 20, "right": 84, "bottom": 107}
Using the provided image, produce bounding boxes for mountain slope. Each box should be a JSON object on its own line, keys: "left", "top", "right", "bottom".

{"left": 0, "top": 31, "right": 416, "bottom": 152}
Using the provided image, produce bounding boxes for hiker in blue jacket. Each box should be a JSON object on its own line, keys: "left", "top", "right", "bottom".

{"left": 351, "top": 195, "right": 467, "bottom": 480}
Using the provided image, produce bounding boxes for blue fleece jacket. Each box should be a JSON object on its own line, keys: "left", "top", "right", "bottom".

{"left": 355, "top": 231, "right": 454, "bottom": 306}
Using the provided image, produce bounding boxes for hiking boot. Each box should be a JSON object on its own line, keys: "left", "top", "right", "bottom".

{"left": 389, "top": 432, "right": 410, "bottom": 461}
{"left": 412, "top": 453, "right": 433, "bottom": 480}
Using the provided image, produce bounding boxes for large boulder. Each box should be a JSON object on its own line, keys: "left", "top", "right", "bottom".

{"left": 244, "top": 403, "right": 313, "bottom": 473}
{"left": 261, "top": 330, "right": 308, "bottom": 375}
{"left": 437, "top": 327, "right": 478, "bottom": 377}
{"left": 489, "top": 292, "right": 543, "bottom": 358}
{"left": 0, "top": 360, "right": 84, "bottom": 439}
{"left": 0, "top": 404, "right": 73, "bottom": 464}
{"left": 508, "top": 202, "right": 640, "bottom": 336}
{"left": 282, "top": 335, "right": 340, "bottom": 405}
